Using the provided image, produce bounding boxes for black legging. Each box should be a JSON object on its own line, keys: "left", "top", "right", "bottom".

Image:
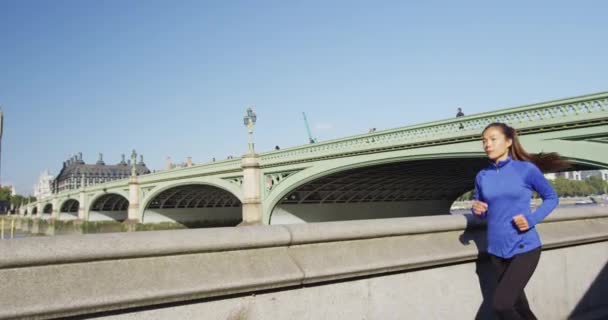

{"left": 490, "top": 247, "right": 542, "bottom": 320}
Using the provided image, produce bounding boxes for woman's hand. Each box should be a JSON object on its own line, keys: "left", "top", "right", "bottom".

{"left": 472, "top": 200, "right": 488, "bottom": 216}
{"left": 513, "top": 214, "right": 530, "bottom": 231}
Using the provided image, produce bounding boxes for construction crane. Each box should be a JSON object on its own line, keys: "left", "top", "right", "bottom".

{"left": 302, "top": 112, "right": 317, "bottom": 144}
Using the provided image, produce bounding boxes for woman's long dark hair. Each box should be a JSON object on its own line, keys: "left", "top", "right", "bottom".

{"left": 483, "top": 122, "right": 571, "bottom": 173}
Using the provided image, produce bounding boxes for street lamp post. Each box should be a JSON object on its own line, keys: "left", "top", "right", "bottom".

{"left": 240, "top": 106, "right": 262, "bottom": 225}
{"left": 243, "top": 107, "right": 257, "bottom": 154}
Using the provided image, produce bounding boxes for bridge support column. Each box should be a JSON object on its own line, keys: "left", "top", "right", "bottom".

{"left": 78, "top": 192, "right": 88, "bottom": 220}
{"left": 127, "top": 176, "right": 141, "bottom": 222}
{"left": 241, "top": 154, "right": 262, "bottom": 225}
{"left": 36, "top": 203, "right": 43, "bottom": 217}
{"left": 51, "top": 197, "right": 59, "bottom": 220}
{"left": 31, "top": 218, "right": 40, "bottom": 234}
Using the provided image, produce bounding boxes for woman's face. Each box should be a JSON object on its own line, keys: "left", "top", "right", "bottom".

{"left": 482, "top": 126, "right": 512, "bottom": 162}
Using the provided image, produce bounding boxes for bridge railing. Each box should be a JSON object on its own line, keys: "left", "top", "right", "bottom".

{"left": 260, "top": 92, "right": 608, "bottom": 165}
{"left": 136, "top": 159, "right": 243, "bottom": 184}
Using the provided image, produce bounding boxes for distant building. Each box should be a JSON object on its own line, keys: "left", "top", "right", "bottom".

{"left": 553, "top": 170, "right": 608, "bottom": 181}
{"left": 34, "top": 170, "right": 54, "bottom": 199}
{"left": 165, "top": 156, "right": 173, "bottom": 170}
{"left": 53, "top": 152, "right": 150, "bottom": 193}
{"left": 164, "top": 156, "right": 195, "bottom": 170}
{"left": 581, "top": 169, "right": 608, "bottom": 181}
{"left": 559, "top": 171, "right": 582, "bottom": 181}
{"left": 544, "top": 173, "right": 556, "bottom": 180}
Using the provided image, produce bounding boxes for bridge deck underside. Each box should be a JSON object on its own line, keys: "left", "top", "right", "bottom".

{"left": 91, "top": 194, "right": 128, "bottom": 211}
{"left": 280, "top": 158, "right": 596, "bottom": 205}
{"left": 282, "top": 158, "right": 489, "bottom": 205}
{"left": 270, "top": 157, "right": 600, "bottom": 224}
{"left": 61, "top": 200, "right": 79, "bottom": 213}
{"left": 147, "top": 185, "right": 241, "bottom": 209}
{"left": 141, "top": 185, "right": 242, "bottom": 226}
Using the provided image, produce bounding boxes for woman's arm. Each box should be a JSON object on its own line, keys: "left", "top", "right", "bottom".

{"left": 471, "top": 173, "right": 488, "bottom": 218}
{"left": 525, "top": 164, "right": 559, "bottom": 227}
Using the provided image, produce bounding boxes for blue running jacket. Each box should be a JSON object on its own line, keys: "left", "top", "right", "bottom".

{"left": 473, "top": 156, "right": 558, "bottom": 258}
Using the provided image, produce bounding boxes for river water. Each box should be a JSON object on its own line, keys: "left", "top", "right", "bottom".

{"left": 450, "top": 203, "right": 602, "bottom": 215}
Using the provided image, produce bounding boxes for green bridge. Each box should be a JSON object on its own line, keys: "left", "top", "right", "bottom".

{"left": 16, "top": 91, "right": 608, "bottom": 225}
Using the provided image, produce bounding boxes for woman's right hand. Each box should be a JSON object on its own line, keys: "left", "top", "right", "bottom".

{"left": 472, "top": 200, "right": 488, "bottom": 216}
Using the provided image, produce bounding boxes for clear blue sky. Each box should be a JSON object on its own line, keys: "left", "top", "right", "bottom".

{"left": 1, "top": 1, "right": 607, "bottom": 195}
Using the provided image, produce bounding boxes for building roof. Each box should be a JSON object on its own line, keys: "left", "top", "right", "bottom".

{"left": 55, "top": 154, "right": 150, "bottom": 181}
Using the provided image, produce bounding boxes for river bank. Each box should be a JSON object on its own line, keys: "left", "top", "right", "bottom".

{"left": 450, "top": 195, "right": 607, "bottom": 210}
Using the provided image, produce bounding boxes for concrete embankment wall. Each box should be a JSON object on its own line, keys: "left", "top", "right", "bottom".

{"left": 0, "top": 207, "right": 607, "bottom": 319}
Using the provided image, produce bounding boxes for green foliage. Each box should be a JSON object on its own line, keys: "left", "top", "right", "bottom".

{"left": 135, "top": 222, "right": 187, "bottom": 231}
{"left": 0, "top": 190, "right": 37, "bottom": 209}
{"left": 586, "top": 175, "right": 608, "bottom": 194}
{"left": 10, "top": 195, "right": 25, "bottom": 207}
{"left": 550, "top": 176, "right": 608, "bottom": 197}
{"left": 0, "top": 187, "right": 12, "bottom": 201}
{"left": 81, "top": 221, "right": 126, "bottom": 233}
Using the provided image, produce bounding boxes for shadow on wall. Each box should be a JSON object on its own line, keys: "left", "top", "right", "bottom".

{"left": 179, "top": 220, "right": 241, "bottom": 228}
{"left": 458, "top": 214, "right": 496, "bottom": 320}
{"left": 569, "top": 262, "right": 608, "bottom": 320}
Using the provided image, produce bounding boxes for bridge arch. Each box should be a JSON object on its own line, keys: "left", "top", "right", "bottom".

{"left": 43, "top": 203, "right": 53, "bottom": 214}
{"left": 140, "top": 178, "right": 243, "bottom": 226}
{"left": 58, "top": 198, "right": 79, "bottom": 212}
{"left": 58, "top": 198, "right": 80, "bottom": 220}
{"left": 538, "top": 147, "right": 608, "bottom": 170}
{"left": 264, "top": 153, "right": 488, "bottom": 225}
{"left": 88, "top": 192, "right": 130, "bottom": 222}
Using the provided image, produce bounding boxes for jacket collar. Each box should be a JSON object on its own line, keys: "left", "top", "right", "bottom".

{"left": 489, "top": 156, "right": 512, "bottom": 169}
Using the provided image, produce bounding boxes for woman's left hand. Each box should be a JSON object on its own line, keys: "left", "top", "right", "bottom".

{"left": 513, "top": 214, "right": 530, "bottom": 231}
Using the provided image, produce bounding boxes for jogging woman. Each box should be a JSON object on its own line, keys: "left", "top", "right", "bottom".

{"left": 471, "top": 122, "right": 569, "bottom": 320}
